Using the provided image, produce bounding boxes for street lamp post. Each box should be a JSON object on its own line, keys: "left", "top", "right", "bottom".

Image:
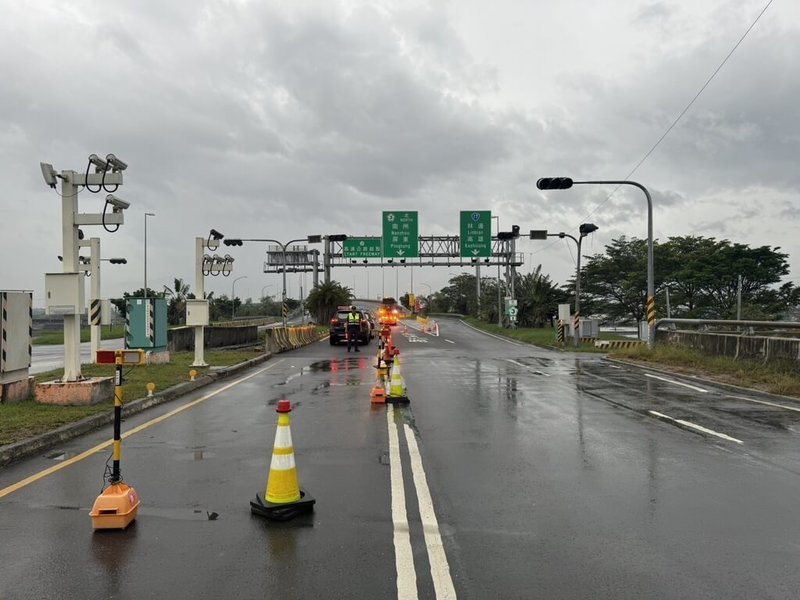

{"left": 144, "top": 212, "right": 155, "bottom": 297}
{"left": 232, "top": 276, "right": 247, "bottom": 320}
{"left": 537, "top": 177, "right": 654, "bottom": 347}
{"left": 543, "top": 223, "right": 598, "bottom": 347}
{"left": 224, "top": 237, "right": 318, "bottom": 327}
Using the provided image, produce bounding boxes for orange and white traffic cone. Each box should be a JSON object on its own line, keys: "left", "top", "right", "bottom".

{"left": 387, "top": 351, "right": 409, "bottom": 404}
{"left": 250, "top": 399, "right": 315, "bottom": 520}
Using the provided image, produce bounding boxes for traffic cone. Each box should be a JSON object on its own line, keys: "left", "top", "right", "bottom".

{"left": 250, "top": 399, "right": 315, "bottom": 521}
{"left": 387, "top": 352, "right": 409, "bottom": 403}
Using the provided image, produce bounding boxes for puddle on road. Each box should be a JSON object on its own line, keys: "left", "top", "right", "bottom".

{"left": 45, "top": 450, "right": 79, "bottom": 461}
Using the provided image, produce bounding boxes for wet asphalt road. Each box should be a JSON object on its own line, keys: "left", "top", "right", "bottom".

{"left": 4, "top": 317, "right": 800, "bottom": 598}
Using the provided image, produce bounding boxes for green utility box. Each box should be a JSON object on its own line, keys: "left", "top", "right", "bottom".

{"left": 125, "top": 297, "right": 167, "bottom": 351}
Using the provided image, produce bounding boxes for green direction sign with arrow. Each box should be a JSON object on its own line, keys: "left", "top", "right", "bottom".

{"left": 382, "top": 211, "right": 419, "bottom": 258}
{"left": 460, "top": 210, "right": 492, "bottom": 257}
{"left": 343, "top": 238, "right": 382, "bottom": 258}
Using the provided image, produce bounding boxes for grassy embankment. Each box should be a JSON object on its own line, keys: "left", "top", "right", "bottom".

{"left": 463, "top": 317, "right": 800, "bottom": 399}
{"left": 0, "top": 348, "right": 265, "bottom": 446}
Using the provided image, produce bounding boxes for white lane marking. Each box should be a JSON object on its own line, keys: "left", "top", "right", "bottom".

{"left": 645, "top": 373, "right": 708, "bottom": 393}
{"left": 444, "top": 339, "right": 455, "bottom": 344}
{"left": 458, "top": 320, "right": 525, "bottom": 346}
{"left": 403, "top": 424, "right": 457, "bottom": 599}
{"left": 648, "top": 410, "right": 743, "bottom": 444}
{"left": 387, "top": 411, "right": 417, "bottom": 599}
{"left": 506, "top": 359, "right": 551, "bottom": 377}
{"left": 728, "top": 395, "right": 800, "bottom": 414}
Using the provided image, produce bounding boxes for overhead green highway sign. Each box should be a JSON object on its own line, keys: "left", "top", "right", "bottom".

{"left": 460, "top": 211, "right": 492, "bottom": 257}
{"left": 382, "top": 211, "right": 418, "bottom": 258}
{"left": 343, "top": 238, "right": 382, "bottom": 258}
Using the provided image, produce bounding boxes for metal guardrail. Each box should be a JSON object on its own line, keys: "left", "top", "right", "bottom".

{"left": 656, "top": 318, "right": 800, "bottom": 335}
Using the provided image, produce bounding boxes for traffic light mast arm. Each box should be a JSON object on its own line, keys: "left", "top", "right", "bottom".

{"left": 537, "top": 176, "right": 654, "bottom": 348}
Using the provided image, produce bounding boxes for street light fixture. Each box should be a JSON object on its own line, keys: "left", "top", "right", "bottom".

{"left": 232, "top": 276, "right": 248, "bottom": 320}
{"left": 537, "top": 176, "right": 654, "bottom": 347}
{"left": 144, "top": 212, "right": 155, "bottom": 297}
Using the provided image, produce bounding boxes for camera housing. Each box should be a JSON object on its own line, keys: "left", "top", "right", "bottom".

{"left": 88, "top": 154, "right": 110, "bottom": 172}
{"left": 105, "top": 154, "right": 128, "bottom": 172}
{"left": 105, "top": 194, "right": 130, "bottom": 211}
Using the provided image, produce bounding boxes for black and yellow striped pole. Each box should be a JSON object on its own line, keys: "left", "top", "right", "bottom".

{"left": 89, "top": 349, "right": 144, "bottom": 529}
{"left": 647, "top": 295, "right": 656, "bottom": 345}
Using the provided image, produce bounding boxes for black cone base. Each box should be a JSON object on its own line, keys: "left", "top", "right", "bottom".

{"left": 250, "top": 489, "right": 315, "bottom": 521}
{"left": 386, "top": 395, "right": 410, "bottom": 404}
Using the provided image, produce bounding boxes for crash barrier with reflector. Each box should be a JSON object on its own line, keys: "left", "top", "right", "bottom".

{"left": 265, "top": 326, "right": 323, "bottom": 354}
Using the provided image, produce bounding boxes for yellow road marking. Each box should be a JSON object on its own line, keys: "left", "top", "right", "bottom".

{"left": 0, "top": 360, "right": 284, "bottom": 499}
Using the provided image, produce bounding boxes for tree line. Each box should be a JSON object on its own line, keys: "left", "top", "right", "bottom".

{"left": 425, "top": 236, "right": 798, "bottom": 325}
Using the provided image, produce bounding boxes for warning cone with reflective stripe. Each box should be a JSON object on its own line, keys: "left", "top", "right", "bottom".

{"left": 387, "top": 351, "right": 409, "bottom": 403}
{"left": 251, "top": 399, "right": 315, "bottom": 520}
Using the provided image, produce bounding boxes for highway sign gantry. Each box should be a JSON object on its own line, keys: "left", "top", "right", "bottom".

{"left": 460, "top": 211, "right": 492, "bottom": 257}
{"left": 382, "top": 211, "right": 418, "bottom": 258}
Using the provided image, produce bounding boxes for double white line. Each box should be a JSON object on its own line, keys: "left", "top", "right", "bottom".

{"left": 387, "top": 410, "right": 457, "bottom": 599}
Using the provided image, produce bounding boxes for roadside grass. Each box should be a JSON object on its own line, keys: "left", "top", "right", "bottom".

{"left": 0, "top": 347, "right": 266, "bottom": 446}
{"left": 611, "top": 344, "right": 800, "bottom": 398}
{"left": 462, "top": 317, "right": 629, "bottom": 352}
{"left": 463, "top": 317, "right": 800, "bottom": 399}
{"left": 33, "top": 326, "right": 126, "bottom": 345}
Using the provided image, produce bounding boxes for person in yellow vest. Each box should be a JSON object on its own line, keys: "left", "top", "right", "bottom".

{"left": 346, "top": 306, "right": 361, "bottom": 353}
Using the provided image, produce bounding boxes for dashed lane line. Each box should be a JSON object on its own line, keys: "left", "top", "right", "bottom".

{"left": 645, "top": 373, "right": 709, "bottom": 393}
{"left": 649, "top": 410, "right": 743, "bottom": 444}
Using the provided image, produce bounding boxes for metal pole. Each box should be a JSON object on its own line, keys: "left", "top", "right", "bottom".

{"left": 493, "top": 216, "right": 501, "bottom": 327}
{"left": 232, "top": 275, "right": 247, "bottom": 320}
{"left": 313, "top": 250, "right": 320, "bottom": 288}
{"left": 666, "top": 287, "right": 671, "bottom": 318}
{"left": 192, "top": 237, "right": 207, "bottom": 367}
{"left": 574, "top": 180, "right": 654, "bottom": 348}
{"left": 575, "top": 235, "right": 582, "bottom": 348}
{"left": 61, "top": 170, "right": 81, "bottom": 382}
{"left": 144, "top": 213, "right": 155, "bottom": 297}
{"left": 282, "top": 244, "right": 288, "bottom": 328}
{"left": 737, "top": 275, "right": 742, "bottom": 320}
{"left": 476, "top": 263, "right": 481, "bottom": 316}
{"left": 89, "top": 238, "right": 101, "bottom": 361}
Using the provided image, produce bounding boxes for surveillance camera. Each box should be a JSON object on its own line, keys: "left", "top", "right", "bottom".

{"left": 209, "top": 229, "right": 224, "bottom": 240}
{"left": 105, "top": 154, "right": 128, "bottom": 172}
{"left": 88, "top": 154, "right": 110, "bottom": 172}
{"left": 40, "top": 162, "right": 57, "bottom": 188}
{"left": 105, "top": 194, "right": 130, "bottom": 210}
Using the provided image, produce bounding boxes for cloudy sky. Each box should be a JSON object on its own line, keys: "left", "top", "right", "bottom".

{"left": 2, "top": 0, "right": 798, "bottom": 308}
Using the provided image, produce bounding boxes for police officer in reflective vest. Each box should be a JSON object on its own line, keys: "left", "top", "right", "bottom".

{"left": 346, "top": 306, "right": 361, "bottom": 352}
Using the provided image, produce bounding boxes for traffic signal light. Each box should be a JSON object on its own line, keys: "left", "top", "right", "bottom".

{"left": 223, "top": 239, "right": 243, "bottom": 246}
{"left": 511, "top": 225, "right": 520, "bottom": 238}
{"left": 536, "top": 177, "right": 573, "bottom": 190}
{"left": 109, "top": 258, "right": 127, "bottom": 264}
{"left": 327, "top": 234, "right": 348, "bottom": 242}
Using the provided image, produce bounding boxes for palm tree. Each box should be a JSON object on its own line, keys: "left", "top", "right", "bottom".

{"left": 305, "top": 281, "right": 352, "bottom": 324}
{"left": 164, "top": 277, "right": 191, "bottom": 325}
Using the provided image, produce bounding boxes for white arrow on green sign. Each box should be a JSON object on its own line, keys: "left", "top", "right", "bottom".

{"left": 343, "top": 238, "right": 382, "bottom": 258}
{"left": 460, "top": 210, "right": 492, "bottom": 257}
{"left": 382, "top": 211, "right": 419, "bottom": 258}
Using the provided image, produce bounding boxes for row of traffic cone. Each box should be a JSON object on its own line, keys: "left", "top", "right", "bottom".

{"left": 370, "top": 330, "right": 409, "bottom": 404}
